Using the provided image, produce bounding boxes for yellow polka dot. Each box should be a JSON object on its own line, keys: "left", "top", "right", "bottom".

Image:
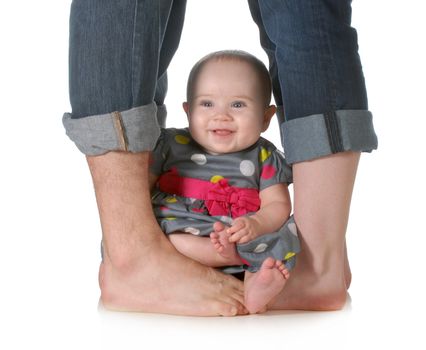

{"left": 165, "top": 197, "right": 178, "bottom": 203}
{"left": 165, "top": 217, "right": 177, "bottom": 221}
{"left": 174, "top": 134, "right": 190, "bottom": 145}
{"left": 259, "top": 147, "right": 272, "bottom": 163}
{"left": 284, "top": 252, "right": 296, "bottom": 260}
{"left": 210, "top": 175, "right": 224, "bottom": 183}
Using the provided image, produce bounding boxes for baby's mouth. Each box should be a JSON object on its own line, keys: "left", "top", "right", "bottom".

{"left": 212, "top": 129, "right": 234, "bottom": 136}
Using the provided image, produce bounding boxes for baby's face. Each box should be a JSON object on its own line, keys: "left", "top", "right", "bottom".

{"left": 184, "top": 59, "right": 275, "bottom": 155}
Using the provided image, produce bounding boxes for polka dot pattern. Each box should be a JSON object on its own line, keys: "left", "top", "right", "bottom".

{"left": 220, "top": 216, "right": 233, "bottom": 225}
{"left": 253, "top": 243, "right": 268, "bottom": 253}
{"left": 287, "top": 223, "right": 298, "bottom": 236}
{"left": 259, "top": 147, "right": 271, "bottom": 163}
{"left": 151, "top": 129, "right": 296, "bottom": 270}
{"left": 165, "top": 197, "right": 178, "bottom": 203}
{"left": 261, "top": 165, "right": 277, "bottom": 180}
{"left": 284, "top": 252, "right": 296, "bottom": 260}
{"left": 210, "top": 175, "right": 224, "bottom": 183}
{"left": 240, "top": 160, "right": 255, "bottom": 176}
{"left": 184, "top": 227, "right": 201, "bottom": 235}
{"left": 191, "top": 153, "right": 207, "bottom": 165}
{"left": 174, "top": 134, "right": 190, "bottom": 145}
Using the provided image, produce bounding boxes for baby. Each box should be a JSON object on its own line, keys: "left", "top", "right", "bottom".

{"left": 149, "top": 50, "right": 300, "bottom": 314}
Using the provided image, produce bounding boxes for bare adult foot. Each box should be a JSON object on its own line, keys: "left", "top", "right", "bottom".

{"left": 267, "top": 255, "right": 348, "bottom": 311}
{"left": 267, "top": 152, "right": 360, "bottom": 311}
{"left": 88, "top": 151, "right": 248, "bottom": 317}
{"left": 100, "top": 236, "right": 248, "bottom": 316}
{"left": 210, "top": 222, "right": 243, "bottom": 265}
{"left": 244, "top": 257, "right": 289, "bottom": 314}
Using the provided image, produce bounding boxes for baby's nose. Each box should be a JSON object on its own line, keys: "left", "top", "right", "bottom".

{"left": 214, "top": 110, "right": 232, "bottom": 120}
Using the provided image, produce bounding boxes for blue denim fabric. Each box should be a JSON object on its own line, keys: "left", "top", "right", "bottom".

{"left": 63, "top": 0, "right": 377, "bottom": 162}
{"left": 68, "top": 0, "right": 185, "bottom": 118}
{"left": 249, "top": 0, "right": 369, "bottom": 120}
{"left": 64, "top": 0, "right": 186, "bottom": 154}
{"left": 248, "top": 0, "right": 377, "bottom": 163}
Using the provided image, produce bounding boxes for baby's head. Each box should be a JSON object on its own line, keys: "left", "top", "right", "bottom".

{"left": 183, "top": 50, "right": 276, "bottom": 155}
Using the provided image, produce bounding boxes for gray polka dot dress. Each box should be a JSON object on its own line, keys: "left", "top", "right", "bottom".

{"left": 150, "top": 128, "right": 300, "bottom": 273}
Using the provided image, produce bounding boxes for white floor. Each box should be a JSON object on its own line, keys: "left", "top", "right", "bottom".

{"left": 3, "top": 278, "right": 425, "bottom": 350}
{"left": 97, "top": 293, "right": 426, "bottom": 350}
{"left": 1, "top": 1, "right": 425, "bottom": 349}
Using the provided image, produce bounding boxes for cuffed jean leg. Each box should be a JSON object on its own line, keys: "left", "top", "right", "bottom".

{"left": 63, "top": 0, "right": 186, "bottom": 155}
{"left": 249, "top": 0, "right": 378, "bottom": 164}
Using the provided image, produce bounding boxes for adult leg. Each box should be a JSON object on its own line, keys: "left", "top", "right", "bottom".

{"left": 248, "top": 0, "right": 377, "bottom": 310}
{"left": 273, "top": 151, "right": 360, "bottom": 310}
{"left": 63, "top": 0, "right": 245, "bottom": 316}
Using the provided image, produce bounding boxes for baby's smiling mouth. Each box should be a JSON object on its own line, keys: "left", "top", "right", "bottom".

{"left": 212, "top": 129, "right": 234, "bottom": 136}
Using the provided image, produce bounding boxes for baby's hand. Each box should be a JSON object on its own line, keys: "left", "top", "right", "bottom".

{"left": 227, "top": 216, "right": 261, "bottom": 244}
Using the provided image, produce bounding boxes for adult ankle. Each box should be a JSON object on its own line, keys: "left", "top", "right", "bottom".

{"left": 307, "top": 268, "right": 348, "bottom": 310}
{"left": 105, "top": 233, "right": 176, "bottom": 273}
{"left": 103, "top": 241, "right": 145, "bottom": 273}
{"left": 292, "top": 254, "right": 348, "bottom": 311}
{"left": 310, "top": 288, "right": 348, "bottom": 311}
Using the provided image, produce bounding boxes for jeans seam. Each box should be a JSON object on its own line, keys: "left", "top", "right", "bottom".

{"left": 281, "top": 110, "right": 377, "bottom": 164}
{"left": 324, "top": 111, "right": 343, "bottom": 153}
{"left": 316, "top": 2, "right": 338, "bottom": 110}
{"left": 112, "top": 111, "right": 128, "bottom": 151}
{"left": 131, "top": 0, "right": 140, "bottom": 108}
{"left": 316, "top": 3, "right": 343, "bottom": 153}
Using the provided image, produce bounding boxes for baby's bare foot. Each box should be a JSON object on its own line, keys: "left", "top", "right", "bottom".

{"left": 210, "top": 222, "right": 243, "bottom": 265}
{"left": 244, "top": 257, "right": 289, "bottom": 314}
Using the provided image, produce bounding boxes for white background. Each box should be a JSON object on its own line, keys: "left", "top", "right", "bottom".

{"left": 0, "top": 1, "right": 425, "bottom": 349}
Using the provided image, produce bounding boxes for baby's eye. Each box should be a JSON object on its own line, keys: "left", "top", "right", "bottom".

{"left": 232, "top": 101, "right": 245, "bottom": 108}
{"left": 200, "top": 100, "right": 213, "bottom": 107}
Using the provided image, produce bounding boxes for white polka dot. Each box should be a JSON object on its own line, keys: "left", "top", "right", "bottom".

{"left": 287, "top": 223, "right": 298, "bottom": 236}
{"left": 220, "top": 216, "right": 233, "bottom": 225}
{"left": 191, "top": 153, "right": 207, "bottom": 165}
{"left": 253, "top": 243, "right": 268, "bottom": 253}
{"left": 240, "top": 160, "right": 255, "bottom": 176}
{"left": 184, "top": 227, "right": 201, "bottom": 235}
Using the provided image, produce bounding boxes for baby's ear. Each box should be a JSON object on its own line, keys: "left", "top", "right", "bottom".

{"left": 183, "top": 102, "right": 190, "bottom": 115}
{"left": 262, "top": 105, "right": 277, "bottom": 131}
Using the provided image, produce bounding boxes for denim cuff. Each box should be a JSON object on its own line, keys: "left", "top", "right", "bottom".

{"left": 63, "top": 102, "right": 166, "bottom": 156}
{"left": 280, "top": 110, "right": 378, "bottom": 164}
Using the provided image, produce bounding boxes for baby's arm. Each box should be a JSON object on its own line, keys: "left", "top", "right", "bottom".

{"left": 227, "top": 183, "right": 291, "bottom": 244}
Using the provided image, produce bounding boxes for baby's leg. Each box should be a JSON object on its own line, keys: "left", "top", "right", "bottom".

{"left": 169, "top": 233, "right": 242, "bottom": 267}
{"left": 244, "top": 258, "right": 290, "bottom": 314}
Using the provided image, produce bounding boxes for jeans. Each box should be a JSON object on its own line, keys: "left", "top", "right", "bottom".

{"left": 63, "top": 0, "right": 377, "bottom": 164}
